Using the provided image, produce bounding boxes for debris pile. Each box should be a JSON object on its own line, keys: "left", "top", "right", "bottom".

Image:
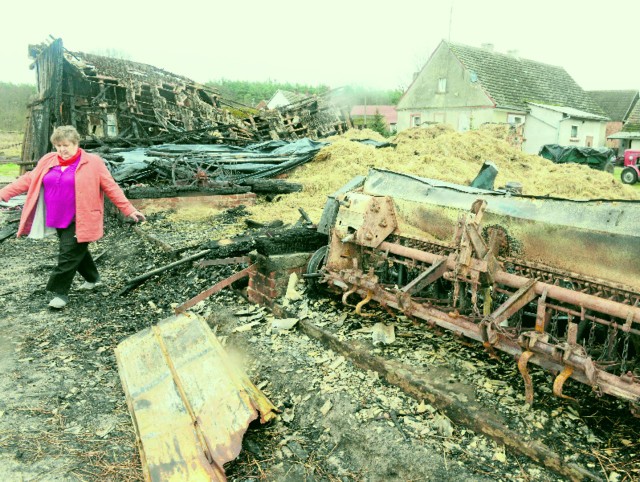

{"left": 24, "top": 38, "right": 350, "bottom": 164}
{"left": 100, "top": 138, "right": 327, "bottom": 187}
{"left": 248, "top": 125, "right": 640, "bottom": 223}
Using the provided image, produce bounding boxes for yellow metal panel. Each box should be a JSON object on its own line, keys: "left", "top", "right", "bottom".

{"left": 116, "top": 313, "right": 277, "bottom": 481}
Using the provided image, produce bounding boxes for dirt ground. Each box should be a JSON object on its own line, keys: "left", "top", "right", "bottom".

{"left": 0, "top": 206, "right": 639, "bottom": 482}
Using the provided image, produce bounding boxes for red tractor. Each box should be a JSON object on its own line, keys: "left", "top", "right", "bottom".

{"left": 621, "top": 149, "right": 640, "bottom": 184}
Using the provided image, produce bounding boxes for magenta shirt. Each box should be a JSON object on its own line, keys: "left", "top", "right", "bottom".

{"left": 42, "top": 157, "right": 81, "bottom": 228}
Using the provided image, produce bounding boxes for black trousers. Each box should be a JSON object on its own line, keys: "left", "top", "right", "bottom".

{"left": 45, "top": 223, "right": 100, "bottom": 296}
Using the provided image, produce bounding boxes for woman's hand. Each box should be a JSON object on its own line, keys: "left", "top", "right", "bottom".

{"left": 129, "top": 210, "right": 146, "bottom": 223}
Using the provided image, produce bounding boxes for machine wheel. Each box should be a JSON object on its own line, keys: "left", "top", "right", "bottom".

{"left": 305, "top": 245, "right": 328, "bottom": 291}
{"left": 621, "top": 167, "right": 639, "bottom": 185}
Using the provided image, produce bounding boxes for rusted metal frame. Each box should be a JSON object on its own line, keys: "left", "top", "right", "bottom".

{"left": 378, "top": 241, "right": 640, "bottom": 325}
{"left": 493, "top": 286, "right": 640, "bottom": 336}
{"left": 484, "top": 278, "right": 538, "bottom": 327}
{"left": 479, "top": 279, "right": 538, "bottom": 346}
{"left": 510, "top": 258, "right": 639, "bottom": 298}
{"left": 325, "top": 276, "right": 640, "bottom": 403}
{"left": 400, "top": 258, "right": 448, "bottom": 295}
{"left": 196, "top": 256, "right": 251, "bottom": 268}
{"left": 535, "top": 289, "right": 550, "bottom": 333}
{"left": 175, "top": 264, "right": 255, "bottom": 314}
{"left": 465, "top": 223, "right": 488, "bottom": 260}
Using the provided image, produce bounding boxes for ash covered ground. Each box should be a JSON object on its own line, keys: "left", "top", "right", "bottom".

{"left": 0, "top": 209, "right": 638, "bottom": 482}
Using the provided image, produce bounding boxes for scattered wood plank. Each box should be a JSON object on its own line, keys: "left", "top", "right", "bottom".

{"left": 132, "top": 225, "right": 174, "bottom": 252}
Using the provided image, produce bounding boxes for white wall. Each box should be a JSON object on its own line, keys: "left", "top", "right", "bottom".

{"left": 557, "top": 118, "right": 607, "bottom": 148}
{"left": 522, "top": 115, "right": 557, "bottom": 154}
{"left": 522, "top": 105, "right": 608, "bottom": 154}
{"left": 267, "top": 91, "right": 290, "bottom": 109}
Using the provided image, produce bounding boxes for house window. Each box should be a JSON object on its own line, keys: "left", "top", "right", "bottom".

{"left": 411, "top": 115, "right": 421, "bottom": 127}
{"left": 507, "top": 114, "right": 524, "bottom": 125}
{"left": 571, "top": 125, "right": 578, "bottom": 138}
{"left": 437, "top": 78, "right": 447, "bottom": 93}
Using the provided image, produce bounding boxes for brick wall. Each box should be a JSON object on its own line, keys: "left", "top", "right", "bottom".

{"left": 247, "top": 252, "right": 311, "bottom": 309}
{"left": 130, "top": 193, "right": 257, "bottom": 212}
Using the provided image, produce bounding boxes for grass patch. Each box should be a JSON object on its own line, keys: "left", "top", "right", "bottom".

{"left": 0, "top": 163, "right": 19, "bottom": 177}
{"left": 614, "top": 167, "right": 640, "bottom": 190}
{"left": 0, "top": 131, "right": 22, "bottom": 158}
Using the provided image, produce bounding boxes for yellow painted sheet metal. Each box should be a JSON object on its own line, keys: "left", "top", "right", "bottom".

{"left": 115, "top": 312, "right": 277, "bottom": 482}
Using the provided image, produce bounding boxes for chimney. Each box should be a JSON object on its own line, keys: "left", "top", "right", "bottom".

{"left": 481, "top": 43, "right": 494, "bottom": 51}
{"left": 507, "top": 49, "right": 519, "bottom": 58}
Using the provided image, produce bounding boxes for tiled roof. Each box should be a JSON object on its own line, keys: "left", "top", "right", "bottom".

{"left": 447, "top": 41, "right": 606, "bottom": 116}
{"left": 588, "top": 90, "right": 639, "bottom": 122}
{"left": 65, "top": 50, "right": 201, "bottom": 86}
{"left": 350, "top": 105, "right": 397, "bottom": 123}
{"left": 622, "top": 100, "right": 640, "bottom": 132}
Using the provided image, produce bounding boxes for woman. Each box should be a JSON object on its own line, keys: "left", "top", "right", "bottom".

{"left": 0, "top": 125, "right": 145, "bottom": 309}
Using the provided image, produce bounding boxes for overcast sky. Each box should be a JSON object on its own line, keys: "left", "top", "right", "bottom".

{"left": 2, "top": 0, "right": 638, "bottom": 93}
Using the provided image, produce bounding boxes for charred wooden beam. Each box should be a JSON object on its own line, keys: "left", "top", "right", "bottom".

{"left": 297, "top": 319, "right": 600, "bottom": 482}
{"left": 239, "top": 179, "right": 303, "bottom": 194}
{"left": 120, "top": 249, "right": 211, "bottom": 295}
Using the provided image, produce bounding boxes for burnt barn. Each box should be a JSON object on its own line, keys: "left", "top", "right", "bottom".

{"left": 22, "top": 38, "right": 351, "bottom": 167}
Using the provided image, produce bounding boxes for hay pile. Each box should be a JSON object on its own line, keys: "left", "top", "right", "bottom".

{"left": 248, "top": 125, "right": 640, "bottom": 224}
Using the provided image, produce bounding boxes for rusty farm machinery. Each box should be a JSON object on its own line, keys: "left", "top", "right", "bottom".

{"left": 309, "top": 168, "right": 640, "bottom": 414}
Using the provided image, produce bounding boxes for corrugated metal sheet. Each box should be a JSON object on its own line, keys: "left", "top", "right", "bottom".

{"left": 115, "top": 312, "right": 277, "bottom": 481}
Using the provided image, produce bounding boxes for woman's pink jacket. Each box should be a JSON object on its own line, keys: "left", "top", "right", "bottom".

{"left": 0, "top": 150, "right": 136, "bottom": 243}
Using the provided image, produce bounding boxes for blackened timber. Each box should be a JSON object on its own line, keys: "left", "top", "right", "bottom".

{"left": 239, "top": 179, "right": 303, "bottom": 194}
{"left": 120, "top": 250, "right": 211, "bottom": 294}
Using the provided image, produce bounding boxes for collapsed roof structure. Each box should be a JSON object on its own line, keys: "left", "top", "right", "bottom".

{"left": 23, "top": 38, "right": 351, "bottom": 164}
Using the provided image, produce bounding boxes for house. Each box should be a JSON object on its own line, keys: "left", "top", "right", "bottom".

{"left": 350, "top": 105, "right": 398, "bottom": 132}
{"left": 524, "top": 103, "right": 609, "bottom": 151}
{"left": 266, "top": 89, "right": 310, "bottom": 110}
{"left": 588, "top": 90, "right": 639, "bottom": 153}
{"left": 396, "top": 40, "right": 608, "bottom": 154}
{"left": 608, "top": 100, "right": 640, "bottom": 151}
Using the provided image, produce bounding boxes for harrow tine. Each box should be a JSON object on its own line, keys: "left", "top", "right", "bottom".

{"left": 355, "top": 290, "right": 374, "bottom": 316}
{"left": 553, "top": 366, "right": 576, "bottom": 401}
{"left": 518, "top": 351, "right": 536, "bottom": 405}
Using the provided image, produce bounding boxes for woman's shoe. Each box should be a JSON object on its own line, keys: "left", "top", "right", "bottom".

{"left": 79, "top": 279, "right": 103, "bottom": 291}
{"left": 48, "top": 295, "right": 68, "bottom": 309}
